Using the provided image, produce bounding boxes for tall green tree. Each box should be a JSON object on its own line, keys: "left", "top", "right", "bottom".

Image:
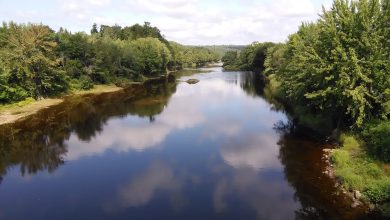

{"left": 129, "top": 37, "right": 172, "bottom": 76}
{"left": 91, "top": 23, "right": 98, "bottom": 34}
{"left": 267, "top": 0, "right": 390, "bottom": 127}
{"left": 0, "top": 23, "right": 67, "bottom": 99}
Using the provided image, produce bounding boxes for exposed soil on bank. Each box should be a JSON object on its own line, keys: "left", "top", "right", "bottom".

{"left": 0, "top": 85, "right": 123, "bottom": 126}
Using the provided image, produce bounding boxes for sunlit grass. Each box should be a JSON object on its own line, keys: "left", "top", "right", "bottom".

{"left": 331, "top": 134, "right": 390, "bottom": 204}
{"left": 0, "top": 97, "right": 35, "bottom": 112}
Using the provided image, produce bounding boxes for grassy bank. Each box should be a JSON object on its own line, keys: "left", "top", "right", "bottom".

{"left": 331, "top": 135, "right": 390, "bottom": 212}
{"left": 0, "top": 84, "right": 122, "bottom": 126}
{"left": 262, "top": 73, "right": 390, "bottom": 213}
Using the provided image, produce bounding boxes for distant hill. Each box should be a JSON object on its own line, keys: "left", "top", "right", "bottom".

{"left": 202, "top": 45, "right": 245, "bottom": 58}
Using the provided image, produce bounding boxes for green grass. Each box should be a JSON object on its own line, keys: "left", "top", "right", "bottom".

{"left": 331, "top": 134, "right": 390, "bottom": 205}
{"left": 0, "top": 97, "right": 35, "bottom": 112}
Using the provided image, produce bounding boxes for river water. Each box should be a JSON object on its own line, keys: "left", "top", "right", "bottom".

{"left": 0, "top": 67, "right": 370, "bottom": 219}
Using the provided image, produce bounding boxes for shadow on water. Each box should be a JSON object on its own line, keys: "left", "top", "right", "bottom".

{"left": 274, "top": 121, "right": 372, "bottom": 219}
{"left": 233, "top": 71, "right": 374, "bottom": 219}
{"left": 0, "top": 78, "right": 178, "bottom": 178}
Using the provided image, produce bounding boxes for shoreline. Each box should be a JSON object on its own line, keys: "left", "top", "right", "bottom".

{"left": 0, "top": 84, "right": 123, "bottom": 126}
{"left": 321, "top": 148, "right": 370, "bottom": 210}
{"left": 0, "top": 72, "right": 178, "bottom": 127}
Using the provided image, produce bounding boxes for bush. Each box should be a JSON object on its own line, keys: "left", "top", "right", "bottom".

{"left": 362, "top": 121, "right": 390, "bottom": 162}
{"left": 64, "top": 60, "right": 86, "bottom": 78}
{"left": 331, "top": 134, "right": 390, "bottom": 205}
{"left": 364, "top": 180, "right": 390, "bottom": 203}
{"left": 0, "top": 85, "right": 29, "bottom": 104}
{"left": 90, "top": 71, "right": 109, "bottom": 84}
{"left": 79, "top": 75, "right": 93, "bottom": 90}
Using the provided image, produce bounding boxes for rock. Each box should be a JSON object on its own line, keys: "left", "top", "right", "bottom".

{"left": 323, "top": 148, "right": 332, "bottom": 153}
{"left": 354, "top": 191, "right": 362, "bottom": 200}
{"left": 186, "top": 79, "right": 200, "bottom": 84}
{"left": 351, "top": 201, "right": 360, "bottom": 208}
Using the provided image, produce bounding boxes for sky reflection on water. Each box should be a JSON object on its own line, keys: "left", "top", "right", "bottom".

{"left": 0, "top": 68, "right": 364, "bottom": 219}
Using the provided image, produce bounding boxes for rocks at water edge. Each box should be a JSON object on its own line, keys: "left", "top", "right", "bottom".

{"left": 186, "top": 79, "right": 200, "bottom": 84}
{"left": 354, "top": 191, "right": 362, "bottom": 200}
{"left": 322, "top": 147, "right": 368, "bottom": 210}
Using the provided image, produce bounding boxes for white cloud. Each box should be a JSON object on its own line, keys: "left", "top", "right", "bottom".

{"left": 128, "top": 0, "right": 198, "bottom": 17}
{"left": 220, "top": 133, "right": 282, "bottom": 170}
{"left": 0, "top": 0, "right": 332, "bottom": 44}
{"left": 104, "top": 161, "right": 185, "bottom": 212}
{"left": 212, "top": 168, "right": 301, "bottom": 219}
{"left": 64, "top": 70, "right": 288, "bottom": 160}
{"left": 87, "top": 0, "right": 111, "bottom": 6}
{"left": 64, "top": 101, "right": 205, "bottom": 160}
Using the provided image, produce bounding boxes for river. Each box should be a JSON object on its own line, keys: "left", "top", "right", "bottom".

{"left": 0, "top": 67, "right": 370, "bottom": 219}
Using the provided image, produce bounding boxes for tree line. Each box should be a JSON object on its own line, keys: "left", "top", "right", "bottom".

{"left": 222, "top": 0, "right": 389, "bottom": 207}
{"left": 221, "top": 42, "right": 275, "bottom": 71}
{"left": 263, "top": 0, "right": 389, "bottom": 161}
{"left": 0, "top": 22, "right": 219, "bottom": 104}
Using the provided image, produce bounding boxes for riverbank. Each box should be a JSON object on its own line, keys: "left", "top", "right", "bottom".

{"left": 0, "top": 63, "right": 218, "bottom": 127}
{"left": 0, "top": 71, "right": 179, "bottom": 127}
{"left": 262, "top": 73, "right": 390, "bottom": 216}
{"left": 0, "top": 84, "right": 123, "bottom": 126}
{"left": 330, "top": 135, "right": 390, "bottom": 214}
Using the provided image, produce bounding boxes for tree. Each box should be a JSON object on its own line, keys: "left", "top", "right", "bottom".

{"left": 129, "top": 37, "right": 172, "bottom": 76}
{"left": 0, "top": 23, "right": 67, "bottom": 99}
{"left": 91, "top": 23, "right": 98, "bottom": 34}
{"left": 221, "top": 51, "right": 238, "bottom": 69}
{"left": 267, "top": 0, "right": 390, "bottom": 127}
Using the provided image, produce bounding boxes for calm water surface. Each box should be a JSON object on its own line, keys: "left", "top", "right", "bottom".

{"left": 0, "top": 67, "right": 369, "bottom": 219}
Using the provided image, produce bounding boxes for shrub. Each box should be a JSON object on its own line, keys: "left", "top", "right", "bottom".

{"left": 362, "top": 121, "right": 390, "bottom": 162}
{"left": 64, "top": 60, "right": 86, "bottom": 78}
{"left": 331, "top": 134, "right": 390, "bottom": 205}
{"left": 364, "top": 180, "right": 390, "bottom": 203}
{"left": 79, "top": 75, "right": 93, "bottom": 90}
{"left": 0, "top": 85, "right": 28, "bottom": 104}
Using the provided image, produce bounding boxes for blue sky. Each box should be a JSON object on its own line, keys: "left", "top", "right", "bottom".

{"left": 0, "top": 0, "right": 332, "bottom": 45}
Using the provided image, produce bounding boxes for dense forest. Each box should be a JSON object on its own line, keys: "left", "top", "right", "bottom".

{"left": 223, "top": 0, "right": 389, "bottom": 211}
{"left": 0, "top": 22, "right": 219, "bottom": 104}
{"left": 221, "top": 42, "right": 275, "bottom": 72}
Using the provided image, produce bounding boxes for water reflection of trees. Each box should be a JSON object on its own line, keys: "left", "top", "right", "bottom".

{"left": 0, "top": 79, "right": 177, "bottom": 178}
{"left": 275, "top": 120, "right": 369, "bottom": 219}
{"left": 238, "top": 72, "right": 266, "bottom": 98}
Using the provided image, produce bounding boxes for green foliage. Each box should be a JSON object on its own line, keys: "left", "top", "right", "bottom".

{"left": 0, "top": 79, "right": 29, "bottom": 104}
{"left": 221, "top": 51, "right": 239, "bottom": 70}
{"left": 221, "top": 42, "right": 275, "bottom": 71}
{"left": 78, "top": 75, "right": 93, "bottom": 90}
{"left": 0, "top": 22, "right": 68, "bottom": 100}
{"left": 331, "top": 134, "right": 390, "bottom": 204}
{"left": 202, "top": 45, "right": 244, "bottom": 59}
{"left": 239, "top": 42, "right": 275, "bottom": 71}
{"left": 64, "top": 60, "right": 86, "bottom": 78}
{"left": 128, "top": 37, "right": 172, "bottom": 76}
{"left": 361, "top": 120, "right": 390, "bottom": 162}
{"left": 364, "top": 181, "right": 390, "bottom": 204}
{"left": 170, "top": 42, "right": 219, "bottom": 69}
{"left": 0, "top": 65, "right": 28, "bottom": 103}
{"left": 259, "top": 0, "right": 390, "bottom": 209}
{"left": 264, "top": 44, "right": 286, "bottom": 76}
{"left": 265, "top": 0, "right": 390, "bottom": 127}
{"left": 91, "top": 23, "right": 98, "bottom": 34}
{"left": 0, "top": 21, "right": 219, "bottom": 104}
